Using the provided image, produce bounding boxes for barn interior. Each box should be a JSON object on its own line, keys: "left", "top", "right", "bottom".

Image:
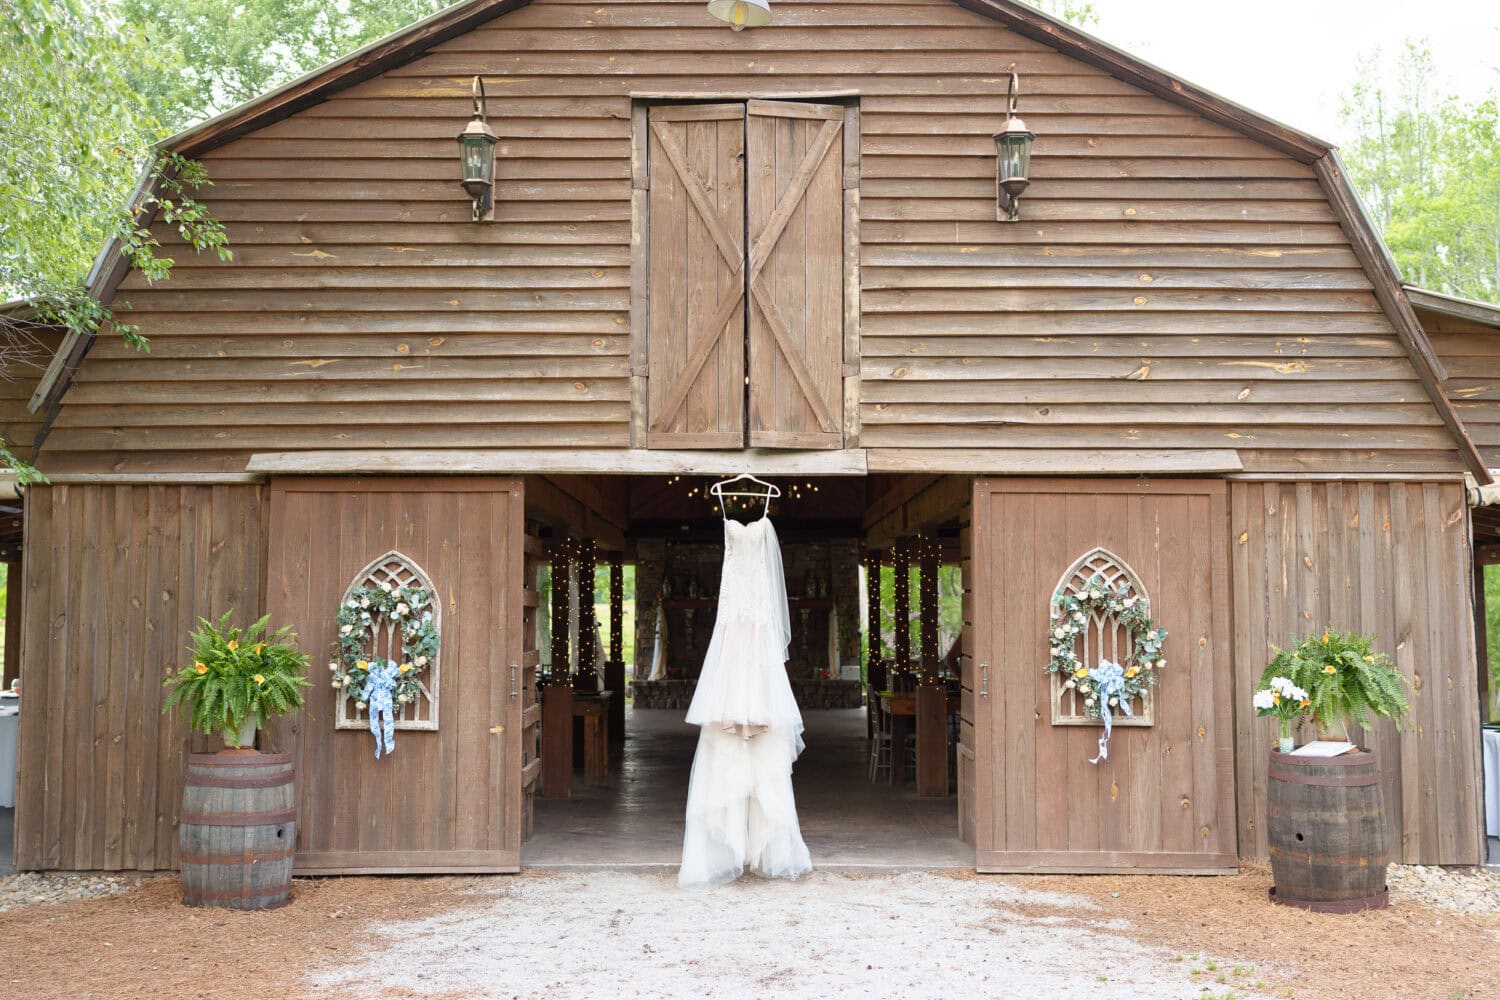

{"left": 520, "top": 473, "right": 971, "bottom": 867}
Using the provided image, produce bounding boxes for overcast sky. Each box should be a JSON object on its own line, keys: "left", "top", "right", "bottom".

{"left": 1076, "top": 0, "right": 1500, "bottom": 145}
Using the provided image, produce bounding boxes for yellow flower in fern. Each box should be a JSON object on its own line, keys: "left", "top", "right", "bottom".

{"left": 252, "top": 642, "right": 266, "bottom": 655}
{"left": 1321, "top": 631, "right": 1330, "bottom": 643}
{"left": 227, "top": 639, "right": 238, "bottom": 651}
{"left": 194, "top": 661, "right": 207, "bottom": 675}
{"left": 253, "top": 674, "right": 265, "bottom": 685}
{"left": 1298, "top": 698, "right": 1310, "bottom": 708}
{"left": 1322, "top": 664, "right": 1337, "bottom": 675}
{"left": 1362, "top": 655, "right": 1374, "bottom": 663}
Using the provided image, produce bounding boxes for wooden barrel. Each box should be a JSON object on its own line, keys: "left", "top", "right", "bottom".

{"left": 1266, "top": 750, "right": 1389, "bottom": 913}
{"left": 179, "top": 752, "right": 296, "bottom": 910}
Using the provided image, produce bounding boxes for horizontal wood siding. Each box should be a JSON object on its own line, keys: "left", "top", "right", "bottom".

{"left": 39, "top": 0, "right": 1455, "bottom": 474}
{"left": 1230, "top": 480, "right": 1483, "bottom": 865}
{"left": 14, "top": 484, "right": 267, "bottom": 870}
{"left": 1423, "top": 308, "right": 1500, "bottom": 467}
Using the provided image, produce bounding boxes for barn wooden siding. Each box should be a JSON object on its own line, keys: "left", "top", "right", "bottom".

{"left": 39, "top": 0, "right": 1457, "bottom": 476}
{"left": 1230, "top": 480, "right": 1483, "bottom": 865}
{"left": 14, "top": 484, "right": 267, "bottom": 870}
{"left": 1423, "top": 307, "right": 1500, "bottom": 467}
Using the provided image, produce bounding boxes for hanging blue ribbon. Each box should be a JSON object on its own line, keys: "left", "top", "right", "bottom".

{"left": 1088, "top": 658, "right": 1133, "bottom": 764}
{"left": 360, "top": 659, "right": 399, "bottom": 758}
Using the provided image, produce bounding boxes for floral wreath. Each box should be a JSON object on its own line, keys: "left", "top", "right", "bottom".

{"left": 1046, "top": 572, "right": 1167, "bottom": 721}
{"left": 330, "top": 581, "right": 440, "bottom": 711}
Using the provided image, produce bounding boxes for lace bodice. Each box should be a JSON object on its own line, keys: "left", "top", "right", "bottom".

{"left": 716, "top": 517, "right": 792, "bottom": 661}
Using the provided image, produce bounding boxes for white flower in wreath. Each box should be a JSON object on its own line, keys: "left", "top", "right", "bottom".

{"left": 422, "top": 611, "right": 433, "bottom": 623}
{"left": 345, "top": 600, "right": 357, "bottom": 609}
{"left": 1053, "top": 627, "right": 1066, "bottom": 640}
{"left": 380, "top": 582, "right": 393, "bottom": 594}
{"left": 395, "top": 602, "right": 409, "bottom": 617}
{"left": 1088, "top": 589, "right": 1100, "bottom": 600}
{"left": 1123, "top": 595, "right": 1137, "bottom": 608}
{"left": 1085, "top": 697, "right": 1096, "bottom": 707}
{"left": 1072, "top": 611, "right": 1085, "bottom": 622}
{"left": 360, "top": 597, "right": 370, "bottom": 608}
{"left": 416, "top": 655, "right": 429, "bottom": 667}
{"left": 330, "top": 679, "right": 342, "bottom": 689}
{"left": 1063, "top": 679, "right": 1075, "bottom": 690}
{"left": 340, "top": 624, "right": 353, "bottom": 635}
{"left": 328, "top": 661, "right": 338, "bottom": 672}
{"left": 356, "top": 701, "right": 367, "bottom": 710}
{"left": 1156, "top": 659, "right": 1166, "bottom": 669}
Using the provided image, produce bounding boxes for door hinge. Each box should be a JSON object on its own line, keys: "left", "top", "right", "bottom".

{"left": 980, "top": 662, "right": 990, "bottom": 698}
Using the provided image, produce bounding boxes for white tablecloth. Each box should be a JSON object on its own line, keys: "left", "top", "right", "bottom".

{"left": 1484, "top": 727, "right": 1500, "bottom": 838}
{"left": 0, "top": 709, "right": 17, "bottom": 809}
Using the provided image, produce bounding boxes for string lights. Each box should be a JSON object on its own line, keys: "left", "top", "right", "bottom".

{"left": 666, "top": 475, "right": 821, "bottom": 514}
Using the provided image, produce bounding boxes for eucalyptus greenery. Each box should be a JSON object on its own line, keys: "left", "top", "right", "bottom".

{"left": 163, "top": 612, "right": 311, "bottom": 746}
{"left": 1259, "top": 629, "right": 1413, "bottom": 735}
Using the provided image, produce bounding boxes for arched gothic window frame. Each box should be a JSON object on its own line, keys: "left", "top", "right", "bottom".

{"left": 1050, "top": 547, "right": 1156, "bottom": 728}
{"left": 335, "top": 550, "right": 442, "bottom": 732}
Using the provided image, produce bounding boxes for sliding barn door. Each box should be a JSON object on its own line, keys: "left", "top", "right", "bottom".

{"left": 646, "top": 104, "right": 747, "bottom": 448}
{"left": 971, "top": 478, "right": 1236, "bottom": 873}
{"left": 267, "top": 477, "right": 524, "bottom": 873}
{"left": 747, "top": 100, "right": 845, "bottom": 449}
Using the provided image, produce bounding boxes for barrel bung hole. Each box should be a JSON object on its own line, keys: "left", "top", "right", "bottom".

{"left": 277, "top": 827, "right": 286, "bottom": 839}
{"left": 1295, "top": 832, "right": 1305, "bottom": 842}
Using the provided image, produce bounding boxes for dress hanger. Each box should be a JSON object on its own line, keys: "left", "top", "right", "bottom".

{"left": 709, "top": 473, "right": 780, "bottom": 519}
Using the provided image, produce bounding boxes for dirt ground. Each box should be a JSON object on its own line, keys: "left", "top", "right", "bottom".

{"left": 2, "top": 866, "right": 1495, "bottom": 1000}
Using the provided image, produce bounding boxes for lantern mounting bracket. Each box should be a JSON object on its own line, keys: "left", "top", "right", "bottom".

{"left": 456, "top": 74, "right": 499, "bottom": 222}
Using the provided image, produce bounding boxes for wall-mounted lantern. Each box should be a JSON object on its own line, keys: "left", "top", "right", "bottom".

{"left": 456, "top": 75, "right": 498, "bottom": 222}
{"left": 707, "top": 0, "right": 772, "bottom": 31}
{"left": 993, "top": 72, "right": 1036, "bottom": 223}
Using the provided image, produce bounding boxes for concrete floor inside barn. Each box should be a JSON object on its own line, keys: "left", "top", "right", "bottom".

{"left": 523, "top": 706, "right": 970, "bottom": 868}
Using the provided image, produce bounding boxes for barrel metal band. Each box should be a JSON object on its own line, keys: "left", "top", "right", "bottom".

{"left": 187, "top": 753, "right": 293, "bottom": 768}
{"left": 185, "top": 771, "right": 294, "bottom": 789}
{"left": 180, "top": 808, "right": 297, "bottom": 827}
{"left": 179, "top": 847, "right": 295, "bottom": 866}
{"left": 1267, "top": 766, "right": 1380, "bottom": 787}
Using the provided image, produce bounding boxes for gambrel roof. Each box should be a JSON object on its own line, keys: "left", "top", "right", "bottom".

{"left": 26, "top": 0, "right": 1489, "bottom": 481}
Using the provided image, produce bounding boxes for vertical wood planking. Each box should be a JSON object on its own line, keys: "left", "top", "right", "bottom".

{"left": 973, "top": 478, "right": 1233, "bottom": 872}
{"left": 14, "top": 484, "right": 267, "bottom": 871}
{"left": 1230, "top": 479, "right": 1481, "bottom": 864}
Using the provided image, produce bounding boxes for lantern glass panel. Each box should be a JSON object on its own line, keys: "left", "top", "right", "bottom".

{"left": 995, "top": 131, "right": 1033, "bottom": 184}
{"left": 460, "top": 133, "right": 495, "bottom": 188}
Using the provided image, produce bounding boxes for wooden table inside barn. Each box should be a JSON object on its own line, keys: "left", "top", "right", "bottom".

{"left": 574, "top": 691, "right": 613, "bottom": 787}
{"left": 878, "top": 689, "right": 959, "bottom": 794}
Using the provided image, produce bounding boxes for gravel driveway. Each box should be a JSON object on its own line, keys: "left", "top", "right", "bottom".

{"left": 314, "top": 870, "right": 1267, "bottom": 1000}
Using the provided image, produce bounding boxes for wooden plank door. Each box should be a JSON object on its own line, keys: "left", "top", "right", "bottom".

{"left": 266, "top": 477, "right": 524, "bottom": 873}
{"left": 746, "top": 99, "right": 845, "bottom": 449}
{"left": 971, "top": 478, "right": 1236, "bottom": 873}
{"left": 646, "top": 104, "right": 746, "bottom": 449}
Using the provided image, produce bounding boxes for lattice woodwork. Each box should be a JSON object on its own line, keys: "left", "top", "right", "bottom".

{"left": 1051, "top": 548, "right": 1155, "bottom": 727}
{"left": 336, "top": 550, "right": 441, "bottom": 731}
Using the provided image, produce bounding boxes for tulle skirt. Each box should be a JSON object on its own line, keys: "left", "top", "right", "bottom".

{"left": 684, "top": 610, "right": 804, "bottom": 739}
{"left": 678, "top": 725, "right": 812, "bottom": 890}
{"left": 679, "top": 608, "right": 811, "bottom": 890}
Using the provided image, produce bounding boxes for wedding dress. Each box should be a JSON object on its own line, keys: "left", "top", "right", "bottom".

{"left": 678, "top": 511, "right": 813, "bottom": 890}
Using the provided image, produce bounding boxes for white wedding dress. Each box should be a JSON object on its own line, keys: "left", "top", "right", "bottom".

{"left": 679, "top": 513, "right": 813, "bottom": 890}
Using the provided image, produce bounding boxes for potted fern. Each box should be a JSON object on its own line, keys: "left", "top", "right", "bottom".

{"left": 1259, "top": 629, "right": 1412, "bottom": 913}
{"left": 163, "top": 611, "right": 311, "bottom": 749}
{"left": 1258, "top": 629, "right": 1412, "bottom": 743}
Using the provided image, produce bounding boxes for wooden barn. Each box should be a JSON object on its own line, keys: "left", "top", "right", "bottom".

{"left": 1, "top": 0, "right": 1492, "bottom": 876}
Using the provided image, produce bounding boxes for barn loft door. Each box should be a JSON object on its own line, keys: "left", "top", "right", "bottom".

{"left": 970, "top": 478, "right": 1237, "bottom": 874}
{"left": 644, "top": 100, "right": 845, "bottom": 450}
{"left": 746, "top": 100, "right": 845, "bottom": 449}
{"left": 646, "top": 104, "right": 747, "bottom": 449}
{"left": 266, "top": 477, "right": 525, "bottom": 873}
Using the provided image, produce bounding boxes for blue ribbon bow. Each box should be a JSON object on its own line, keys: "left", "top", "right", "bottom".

{"left": 360, "top": 659, "right": 399, "bottom": 758}
{"left": 1088, "top": 658, "right": 1133, "bottom": 764}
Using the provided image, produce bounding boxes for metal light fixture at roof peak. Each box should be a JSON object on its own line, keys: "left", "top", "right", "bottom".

{"left": 707, "top": 0, "right": 772, "bottom": 31}
{"left": 456, "top": 74, "right": 498, "bottom": 222}
{"left": 994, "top": 71, "right": 1037, "bottom": 223}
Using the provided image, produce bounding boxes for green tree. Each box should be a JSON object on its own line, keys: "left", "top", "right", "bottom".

{"left": 1340, "top": 40, "right": 1500, "bottom": 303}
{"left": 1021, "top": 0, "right": 1099, "bottom": 27}
{"left": 1, "top": 0, "right": 229, "bottom": 480}
{"left": 121, "top": 0, "right": 452, "bottom": 131}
